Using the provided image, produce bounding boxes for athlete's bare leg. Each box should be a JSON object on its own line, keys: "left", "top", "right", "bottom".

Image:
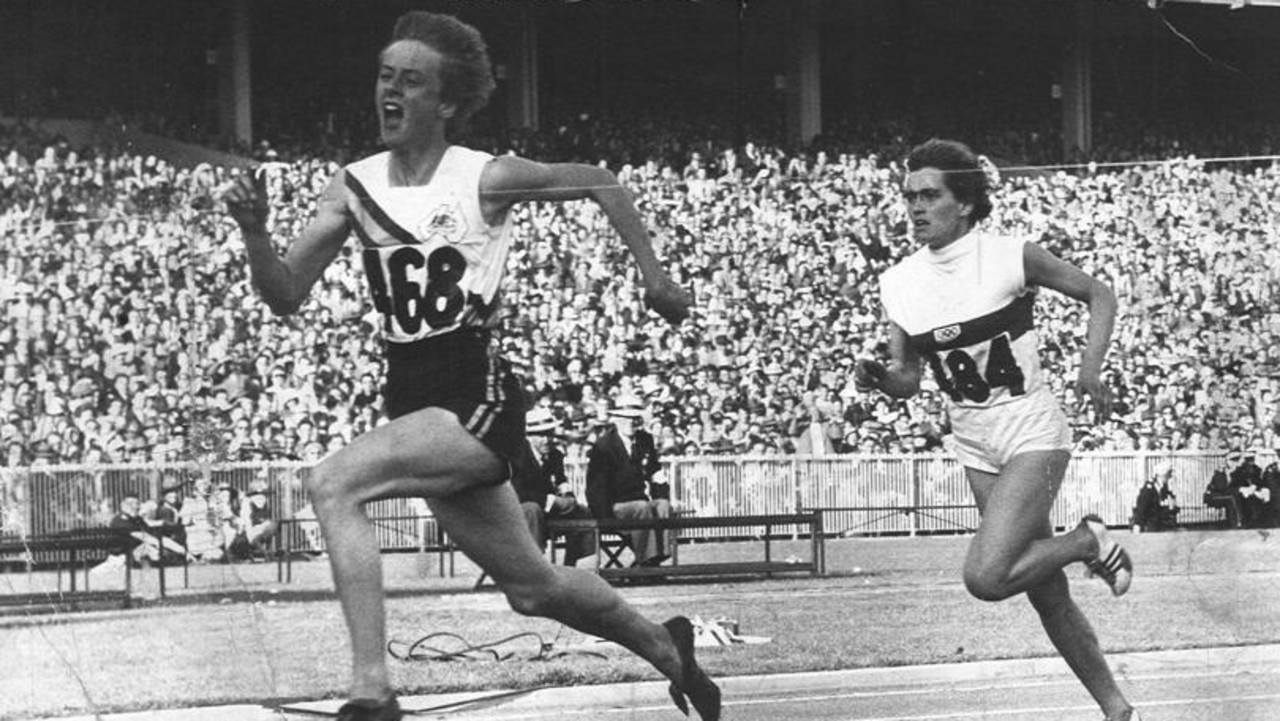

{"left": 967, "top": 451, "right": 1133, "bottom": 720}
{"left": 963, "top": 451, "right": 1094, "bottom": 600}
{"left": 306, "top": 407, "right": 717, "bottom": 719}
{"left": 430, "top": 484, "right": 718, "bottom": 719}
{"left": 429, "top": 484, "right": 680, "bottom": 670}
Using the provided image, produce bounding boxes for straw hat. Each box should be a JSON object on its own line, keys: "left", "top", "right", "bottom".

{"left": 160, "top": 474, "right": 187, "bottom": 493}
{"left": 609, "top": 395, "right": 646, "bottom": 419}
{"left": 526, "top": 407, "right": 559, "bottom": 435}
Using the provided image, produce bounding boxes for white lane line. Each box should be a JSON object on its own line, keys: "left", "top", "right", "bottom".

{"left": 436, "top": 669, "right": 1280, "bottom": 720}
{"left": 586, "top": 692, "right": 1280, "bottom": 721}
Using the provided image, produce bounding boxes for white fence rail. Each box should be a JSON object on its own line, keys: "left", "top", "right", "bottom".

{"left": 0, "top": 452, "right": 1248, "bottom": 543}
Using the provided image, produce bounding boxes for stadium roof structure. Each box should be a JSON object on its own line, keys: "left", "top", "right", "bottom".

{"left": 1149, "top": 0, "right": 1280, "bottom": 5}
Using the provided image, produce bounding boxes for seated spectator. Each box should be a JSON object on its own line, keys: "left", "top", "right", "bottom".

{"left": 1131, "top": 474, "right": 1161, "bottom": 533}
{"left": 292, "top": 502, "right": 326, "bottom": 557}
{"left": 1259, "top": 450, "right": 1280, "bottom": 529}
{"left": 586, "top": 395, "right": 668, "bottom": 567}
{"left": 512, "top": 407, "right": 596, "bottom": 566}
{"left": 1204, "top": 455, "right": 1242, "bottom": 529}
{"left": 214, "top": 482, "right": 246, "bottom": 560}
{"left": 1132, "top": 462, "right": 1178, "bottom": 533}
{"left": 1231, "top": 451, "right": 1266, "bottom": 529}
{"left": 105, "top": 494, "right": 161, "bottom": 567}
{"left": 150, "top": 476, "right": 189, "bottom": 563}
{"left": 238, "top": 477, "right": 278, "bottom": 560}
{"left": 1158, "top": 469, "right": 1180, "bottom": 530}
{"left": 179, "top": 473, "right": 225, "bottom": 562}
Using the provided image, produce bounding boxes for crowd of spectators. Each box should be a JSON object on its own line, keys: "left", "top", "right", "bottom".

{"left": 2, "top": 109, "right": 1279, "bottom": 470}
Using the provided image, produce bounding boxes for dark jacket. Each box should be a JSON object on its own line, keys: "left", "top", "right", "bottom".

{"left": 586, "top": 426, "right": 660, "bottom": 519}
{"left": 511, "top": 441, "right": 567, "bottom": 507}
{"left": 1230, "top": 460, "right": 1262, "bottom": 491}
{"left": 1133, "top": 480, "right": 1161, "bottom": 529}
{"left": 109, "top": 511, "right": 148, "bottom": 552}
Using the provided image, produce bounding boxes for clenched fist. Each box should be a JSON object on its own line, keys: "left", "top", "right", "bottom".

{"left": 222, "top": 167, "right": 270, "bottom": 232}
{"left": 643, "top": 278, "right": 692, "bottom": 326}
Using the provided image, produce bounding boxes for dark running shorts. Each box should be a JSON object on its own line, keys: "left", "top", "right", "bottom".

{"left": 382, "top": 329, "right": 526, "bottom": 473}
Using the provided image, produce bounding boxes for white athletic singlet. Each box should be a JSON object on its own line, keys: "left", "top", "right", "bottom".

{"left": 879, "top": 231, "right": 1043, "bottom": 410}
{"left": 342, "top": 146, "right": 513, "bottom": 344}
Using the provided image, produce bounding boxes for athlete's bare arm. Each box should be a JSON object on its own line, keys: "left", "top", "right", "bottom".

{"left": 855, "top": 321, "right": 923, "bottom": 399}
{"left": 479, "top": 156, "right": 689, "bottom": 325}
{"left": 1023, "top": 242, "right": 1116, "bottom": 417}
{"left": 224, "top": 169, "right": 351, "bottom": 316}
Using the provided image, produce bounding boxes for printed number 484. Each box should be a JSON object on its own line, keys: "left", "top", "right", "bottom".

{"left": 927, "top": 334, "right": 1026, "bottom": 403}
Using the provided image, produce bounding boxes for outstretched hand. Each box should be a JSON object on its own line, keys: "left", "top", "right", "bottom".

{"left": 644, "top": 278, "right": 692, "bottom": 326}
{"left": 222, "top": 167, "right": 270, "bottom": 232}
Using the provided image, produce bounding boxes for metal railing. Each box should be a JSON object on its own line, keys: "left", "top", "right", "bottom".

{"left": 0, "top": 451, "right": 1249, "bottom": 546}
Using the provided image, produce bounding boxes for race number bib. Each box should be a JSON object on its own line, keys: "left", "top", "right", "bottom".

{"left": 363, "top": 245, "right": 480, "bottom": 337}
{"left": 925, "top": 333, "right": 1027, "bottom": 404}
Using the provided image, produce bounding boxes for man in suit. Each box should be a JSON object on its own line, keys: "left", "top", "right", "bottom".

{"left": 512, "top": 407, "right": 596, "bottom": 565}
{"left": 1204, "top": 454, "right": 1241, "bottom": 529}
{"left": 586, "top": 395, "right": 669, "bottom": 566}
{"left": 1257, "top": 450, "right": 1280, "bottom": 529}
{"left": 1230, "top": 451, "right": 1265, "bottom": 528}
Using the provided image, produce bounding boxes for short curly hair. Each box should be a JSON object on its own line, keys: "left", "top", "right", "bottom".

{"left": 905, "top": 139, "right": 993, "bottom": 224}
{"left": 387, "top": 11, "right": 496, "bottom": 135}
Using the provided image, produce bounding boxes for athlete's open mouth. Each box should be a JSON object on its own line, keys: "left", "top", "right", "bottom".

{"left": 382, "top": 102, "right": 404, "bottom": 126}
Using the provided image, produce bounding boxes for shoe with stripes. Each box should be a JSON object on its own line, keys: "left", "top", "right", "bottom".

{"left": 1080, "top": 515, "right": 1133, "bottom": 597}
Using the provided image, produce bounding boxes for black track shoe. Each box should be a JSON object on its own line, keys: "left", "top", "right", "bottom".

{"left": 334, "top": 697, "right": 402, "bottom": 721}
{"left": 663, "top": 616, "right": 722, "bottom": 721}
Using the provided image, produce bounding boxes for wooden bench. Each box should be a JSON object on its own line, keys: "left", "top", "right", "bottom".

{"left": 274, "top": 515, "right": 456, "bottom": 584}
{"left": 0, "top": 528, "right": 139, "bottom": 610}
{"left": 1174, "top": 504, "right": 1228, "bottom": 529}
{"left": 546, "top": 512, "right": 826, "bottom": 582}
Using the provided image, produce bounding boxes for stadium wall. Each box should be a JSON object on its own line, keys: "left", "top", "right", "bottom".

{"left": 0, "top": 452, "right": 1255, "bottom": 545}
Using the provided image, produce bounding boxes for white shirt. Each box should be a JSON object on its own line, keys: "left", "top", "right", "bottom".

{"left": 343, "top": 147, "right": 514, "bottom": 343}
{"left": 879, "top": 230, "right": 1044, "bottom": 410}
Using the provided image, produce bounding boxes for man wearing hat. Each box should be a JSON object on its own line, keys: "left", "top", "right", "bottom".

{"left": 1258, "top": 450, "right": 1280, "bottom": 529}
{"left": 511, "top": 408, "right": 595, "bottom": 565}
{"left": 586, "top": 395, "right": 669, "bottom": 567}
{"left": 1203, "top": 453, "right": 1241, "bottom": 529}
{"left": 180, "top": 472, "right": 225, "bottom": 562}
{"left": 240, "top": 476, "right": 279, "bottom": 560}
{"left": 153, "top": 474, "right": 189, "bottom": 561}
{"left": 1131, "top": 462, "right": 1177, "bottom": 533}
{"left": 1230, "top": 451, "right": 1265, "bottom": 529}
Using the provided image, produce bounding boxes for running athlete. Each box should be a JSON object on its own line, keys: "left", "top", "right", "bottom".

{"left": 222, "top": 12, "right": 718, "bottom": 721}
{"left": 855, "top": 139, "right": 1136, "bottom": 721}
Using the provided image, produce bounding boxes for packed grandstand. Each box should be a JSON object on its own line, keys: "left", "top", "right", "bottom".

{"left": 1, "top": 111, "right": 1278, "bottom": 469}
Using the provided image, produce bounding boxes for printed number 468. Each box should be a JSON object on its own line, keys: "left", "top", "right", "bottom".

{"left": 364, "top": 246, "right": 468, "bottom": 334}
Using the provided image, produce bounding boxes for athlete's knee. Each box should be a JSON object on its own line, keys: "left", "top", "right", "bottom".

{"left": 963, "top": 565, "right": 1016, "bottom": 602}
{"left": 304, "top": 460, "right": 356, "bottom": 512}
{"left": 503, "top": 578, "right": 562, "bottom": 618}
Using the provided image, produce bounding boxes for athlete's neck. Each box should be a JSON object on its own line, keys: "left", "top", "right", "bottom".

{"left": 926, "top": 223, "right": 974, "bottom": 252}
{"left": 387, "top": 142, "right": 449, "bottom": 187}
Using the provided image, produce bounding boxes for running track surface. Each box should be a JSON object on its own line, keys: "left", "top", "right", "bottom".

{"left": 54, "top": 642, "right": 1280, "bottom": 721}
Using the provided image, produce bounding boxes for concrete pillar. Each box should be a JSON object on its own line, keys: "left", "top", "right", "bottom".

{"left": 786, "top": 0, "right": 823, "bottom": 148}
{"left": 506, "top": 9, "right": 539, "bottom": 131}
{"left": 217, "top": 0, "right": 252, "bottom": 151}
{"left": 1062, "top": 0, "right": 1093, "bottom": 159}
